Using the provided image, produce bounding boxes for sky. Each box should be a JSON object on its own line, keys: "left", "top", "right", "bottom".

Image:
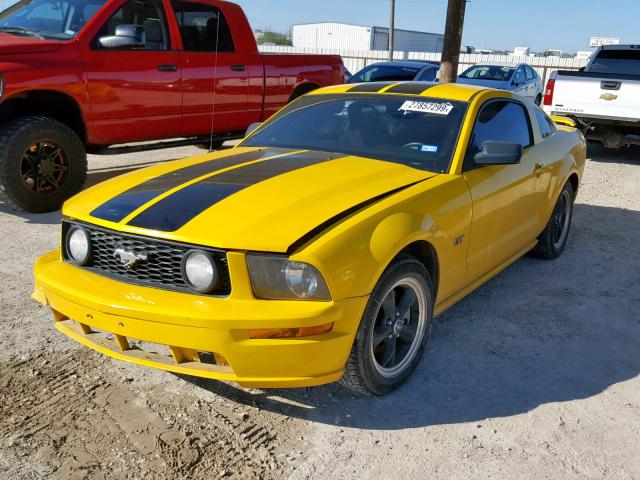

{"left": 239, "top": 0, "right": 638, "bottom": 53}
{"left": 0, "top": 0, "right": 636, "bottom": 53}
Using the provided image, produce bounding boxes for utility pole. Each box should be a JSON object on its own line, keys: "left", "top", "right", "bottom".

{"left": 388, "top": 0, "right": 395, "bottom": 61}
{"left": 440, "top": 0, "right": 467, "bottom": 83}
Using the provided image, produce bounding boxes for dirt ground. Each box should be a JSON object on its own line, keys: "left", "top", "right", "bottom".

{"left": 0, "top": 143, "right": 638, "bottom": 479}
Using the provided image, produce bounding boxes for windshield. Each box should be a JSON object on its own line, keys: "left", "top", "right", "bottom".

{"left": 589, "top": 49, "right": 640, "bottom": 76}
{"left": 0, "top": 0, "right": 107, "bottom": 40}
{"left": 460, "top": 65, "right": 515, "bottom": 81}
{"left": 349, "top": 65, "right": 420, "bottom": 83}
{"left": 241, "top": 94, "right": 467, "bottom": 174}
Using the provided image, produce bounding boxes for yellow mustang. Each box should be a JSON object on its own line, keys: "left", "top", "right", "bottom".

{"left": 33, "top": 82, "right": 586, "bottom": 395}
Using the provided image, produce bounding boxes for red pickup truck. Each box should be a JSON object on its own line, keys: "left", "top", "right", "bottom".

{"left": 0, "top": 0, "right": 344, "bottom": 212}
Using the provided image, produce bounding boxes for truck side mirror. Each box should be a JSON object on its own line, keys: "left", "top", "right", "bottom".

{"left": 474, "top": 141, "right": 523, "bottom": 165}
{"left": 98, "top": 25, "right": 145, "bottom": 49}
{"left": 245, "top": 122, "right": 262, "bottom": 137}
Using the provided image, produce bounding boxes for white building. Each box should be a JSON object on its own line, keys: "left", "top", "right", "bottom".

{"left": 291, "top": 22, "right": 443, "bottom": 53}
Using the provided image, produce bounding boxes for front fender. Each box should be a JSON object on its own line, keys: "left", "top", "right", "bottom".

{"left": 292, "top": 175, "right": 472, "bottom": 302}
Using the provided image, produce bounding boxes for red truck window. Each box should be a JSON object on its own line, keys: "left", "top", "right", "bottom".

{"left": 171, "top": 0, "right": 234, "bottom": 52}
{"left": 93, "top": 0, "right": 170, "bottom": 50}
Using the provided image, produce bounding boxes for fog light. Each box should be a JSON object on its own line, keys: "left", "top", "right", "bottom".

{"left": 182, "top": 250, "right": 219, "bottom": 293}
{"left": 66, "top": 226, "right": 91, "bottom": 265}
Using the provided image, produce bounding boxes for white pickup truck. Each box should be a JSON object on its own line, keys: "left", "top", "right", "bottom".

{"left": 543, "top": 44, "right": 640, "bottom": 148}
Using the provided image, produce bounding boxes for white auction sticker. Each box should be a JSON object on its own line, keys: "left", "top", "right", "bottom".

{"left": 399, "top": 101, "right": 454, "bottom": 115}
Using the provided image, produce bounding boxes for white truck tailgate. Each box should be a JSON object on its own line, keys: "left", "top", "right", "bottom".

{"left": 551, "top": 73, "right": 640, "bottom": 122}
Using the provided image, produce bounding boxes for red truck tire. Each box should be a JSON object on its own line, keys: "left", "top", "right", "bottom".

{"left": 0, "top": 116, "right": 87, "bottom": 213}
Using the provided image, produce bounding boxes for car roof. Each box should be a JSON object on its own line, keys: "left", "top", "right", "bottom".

{"left": 360, "top": 60, "right": 440, "bottom": 69}
{"left": 311, "top": 81, "right": 492, "bottom": 102}
{"left": 473, "top": 62, "right": 523, "bottom": 68}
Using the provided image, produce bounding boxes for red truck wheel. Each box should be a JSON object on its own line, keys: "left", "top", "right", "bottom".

{"left": 0, "top": 116, "right": 87, "bottom": 213}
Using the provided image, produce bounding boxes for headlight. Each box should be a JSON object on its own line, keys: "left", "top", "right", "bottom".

{"left": 246, "top": 254, "right": 330, "bottom": 301}
{"left": 181, "top": 250, "right": 219, "bottom": 293}
{"left": 66, "top": 226, "right": 91, "bottom": 265}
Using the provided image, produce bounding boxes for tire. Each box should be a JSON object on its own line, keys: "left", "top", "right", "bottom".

{"left": 341, "top": 255, "right": 434, "bottom": 396}
{"left": 535, "top": 94, "right": 542, "bottom": 106}
{"left": 532, "top": 181, "right": 574, "bottom": 259}
{"left": 0, "top": 115, "right": 87, "bottom": 213}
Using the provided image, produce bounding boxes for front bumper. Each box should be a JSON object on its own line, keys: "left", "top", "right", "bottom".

{"left": 33, "top": 251, "right": 368, "bottom": 388}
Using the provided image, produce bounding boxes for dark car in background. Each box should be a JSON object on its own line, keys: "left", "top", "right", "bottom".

{"left": 347, "top": 60, "right": 440, "bottom": 83}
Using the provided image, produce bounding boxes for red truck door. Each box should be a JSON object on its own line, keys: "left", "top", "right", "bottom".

{"left": 169, "top": 0, "right": 263, "bottom": 137}
{"left": 79, "top": 0, "right": 182, "bottom": 144}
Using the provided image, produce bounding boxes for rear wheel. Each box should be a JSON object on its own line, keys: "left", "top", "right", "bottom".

{"left": 341, "top": 255, "right": 434, "bottom": 396}
{"left": 532, "top": 181, "right": 574, "bottom": 259}
{"left": 0, "top": 115, "right": 86, "bottom": 213}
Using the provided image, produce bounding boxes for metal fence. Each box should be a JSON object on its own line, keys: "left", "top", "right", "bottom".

{"left": 259, "top": 45, "right": 589, "bottom": 85}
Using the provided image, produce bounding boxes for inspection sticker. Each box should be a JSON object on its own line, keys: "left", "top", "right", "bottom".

{"left": 399, "top": 101, "right": 453, "bottom": 115}
{"left": 420, "top": 144, "right": 439, "bottom": 153}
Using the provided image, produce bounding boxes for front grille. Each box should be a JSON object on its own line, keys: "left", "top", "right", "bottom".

{"left": 62, "top": 221, "right": 230, "bottom": 296}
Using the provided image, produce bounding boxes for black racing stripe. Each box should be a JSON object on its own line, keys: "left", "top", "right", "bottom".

{"left": 385, "top": 81, "right": 438, "bottom": 95}
{"left": 348, "top": 81, "right": 397, "bottom": 93}
{"left": 127, "top": 151, "right": 342, "bottom": 232}
{"left": 90, "top": 148, "right": 292, "bottom": 222}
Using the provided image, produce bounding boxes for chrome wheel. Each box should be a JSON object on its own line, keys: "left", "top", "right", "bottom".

{"left": 552, "top": 188, "right": 572, "bottom": 249}
{"left": 370, "top": 276, "right": 428, "bottom": 378}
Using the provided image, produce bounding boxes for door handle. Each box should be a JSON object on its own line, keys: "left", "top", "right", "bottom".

{"left": 157, "top": 64, "right": 177, "bottom": 72}
{"left": 534, "top": 163, "right": 546, "bottom": 175}
{"left": 230, "top": 64, "right": 246, "bottom": 72}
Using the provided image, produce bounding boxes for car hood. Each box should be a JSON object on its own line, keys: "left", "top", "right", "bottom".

{"left": 456, "top": 77, "right": 511, "bottom": 89}
{"left": 65, "top": 147, "right": 436, "bottom": 252}
{"left": 0, "top": 33, "right": 63, "bottom": 55}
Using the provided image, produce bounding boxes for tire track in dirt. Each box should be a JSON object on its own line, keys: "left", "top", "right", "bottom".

{"left": 0, "top": 348, "right": 305, "bottom": 479}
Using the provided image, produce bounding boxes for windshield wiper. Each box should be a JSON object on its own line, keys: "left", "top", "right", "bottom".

{"left": 0, "top": 26, "right": 45, "bottom": 40}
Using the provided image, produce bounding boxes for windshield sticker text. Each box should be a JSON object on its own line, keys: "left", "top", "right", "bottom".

{"left": 399, "top": 101, "right": 454, "bottom": 115}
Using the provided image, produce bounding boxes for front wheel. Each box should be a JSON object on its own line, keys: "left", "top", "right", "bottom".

{"left": 532, "top": 181, "right": 575, "bottom": 259}
{"left": 0, "top": 115, "right": 87, "bottom": 213}
{"left": 341, "top": 255, "right": 434, "bottom": 396}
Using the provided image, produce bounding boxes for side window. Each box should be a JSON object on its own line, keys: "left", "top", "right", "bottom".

{"left": 465, "top": 100, "right": 532, "bottom": 170}
{"left": 514, "top": 67, "right": 526, "bottom": 84}
{"left": 171, "top": 1, "right": 234, "bottom": 52}
{"left": 94, "top": 0, "right": 169, "bottom": 50}
{"left": 534, "top": 107, "right": 556, "bottom": 138}
{"left": 416, "top": 67, "right": 437, "bottom": 82}
{"left": 525, "top": 65, "right": 535, "bottom": 80}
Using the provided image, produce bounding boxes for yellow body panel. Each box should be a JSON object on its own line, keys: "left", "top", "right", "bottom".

{"left": 34, "top": 82, "right": 587, "bottom": 388}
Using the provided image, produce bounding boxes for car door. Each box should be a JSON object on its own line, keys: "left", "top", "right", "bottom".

{"left": 170, "top": 0, "right": 259, "bottom": 137}
{"left": 80, "top": 0, "right": 182, "bottom": 144}
{"left": 462, "top": 99, "right": 545, "bottom": 281}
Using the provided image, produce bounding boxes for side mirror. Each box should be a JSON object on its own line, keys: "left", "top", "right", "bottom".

{"left": 474, "top": 141, "right": 523, "bottom": 165}
{"left": 245, "top": 122, "right": 262, "bottom": 137}
{"left": 99, "top": 24, "right": 145, "bottom": 49}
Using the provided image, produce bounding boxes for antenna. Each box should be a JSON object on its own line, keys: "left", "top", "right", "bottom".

{"left": 208, "top": 10, "right": 221, "bottom": 152}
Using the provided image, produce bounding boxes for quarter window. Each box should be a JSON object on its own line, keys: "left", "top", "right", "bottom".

{"left": 534, "top": 107, "right": 556, "bottom": 138}
{"left": 95, "top": 0, "right": 169, "bottom": 50}
{"left": 525, "top": 65, "right": 536, "bottom": 80}
{"left": 465, "top": 100, "right": 532, "bottom": 170}
{"left": 171, "top": 1, "right": 234, "bottom": 52}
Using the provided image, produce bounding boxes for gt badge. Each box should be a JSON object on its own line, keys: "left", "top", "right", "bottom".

{"left": 113, "top": 247, "right": 148, "bottom": 268}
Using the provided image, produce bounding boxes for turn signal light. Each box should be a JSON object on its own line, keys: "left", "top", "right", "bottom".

{"left": 249, "top": 322, "right": 334, "bottom": 339}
